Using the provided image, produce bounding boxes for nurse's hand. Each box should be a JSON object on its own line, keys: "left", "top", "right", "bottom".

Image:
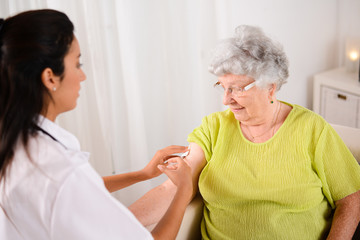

{"left": 141, "top": 145, "right": 188, "bottom": 179}
{"left": 150, "top": 157, "right": 192, "bottom": 239}
{"left": 158, "top": 157, "right": 193, "bottom": 201}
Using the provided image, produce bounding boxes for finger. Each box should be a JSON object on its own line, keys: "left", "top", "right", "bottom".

{"left": 157, "top": 164, "right": 166, "bottom": 172}
{"left": 164, "top": 157, "right": 182, "bottom": 166}
{"left": 163, "top": 161, "right": 178, "bottom": 168}
{"left": 165, "top": 164, "right": 178, "bottom": 170}
{"left": 169, "top": 158, "right": 187, "bottom": 170}
{"left": 157, "top": 145, "right": 190, "bottom": 163}
{"left": 163, "top": 149, "right": 190, "bottom": 162}
{"left": 157, "top": 164, "right": 177, "bottom": 173}
{"left": 162, "top": 145, "right": 188, "bottom": 155}
{"left": 165, "top": 157, "right": 179, "bottom": 163}
{"left": 168, "top": 145, "right": 188, "bottom": 150}
{"left": 155, "top": 146, "right": 187, "bottom": 162}
{"left": 163, "top": 155, "right": 178, "bottom": 162}
{"left": 159, "top": 158, "right": 181, "bottom": 167}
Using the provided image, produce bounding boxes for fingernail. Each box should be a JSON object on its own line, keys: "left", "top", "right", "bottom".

{"left": 167, "top": 162, "right": 178, "bottom": 166}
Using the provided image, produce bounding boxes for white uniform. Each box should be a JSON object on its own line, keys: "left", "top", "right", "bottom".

{"left": 0, "top": 116, "right": 153, "bottom": 240}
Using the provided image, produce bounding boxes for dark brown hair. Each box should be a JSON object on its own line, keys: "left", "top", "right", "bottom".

{"left": 0, "top": 9, "right": 74, "bottom": 181}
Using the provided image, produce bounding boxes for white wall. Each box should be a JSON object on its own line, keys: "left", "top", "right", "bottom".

{"left": 337, "top": 0, "right": 360, "bottom": 68}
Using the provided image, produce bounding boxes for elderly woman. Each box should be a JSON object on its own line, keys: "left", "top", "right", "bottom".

{"left": 129, "top": 25, "right": 360, "bottom": 239}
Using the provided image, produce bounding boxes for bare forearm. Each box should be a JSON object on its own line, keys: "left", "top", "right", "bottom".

{"left": 128, "top": 179, "right": 177, "bottom": 226}
{"left": 327, "top": 191, "right": 360, "bottom": 240}
{"left": 151, "top": 186, "right": 192, "bottom": 240}
{"left": 102, "top": 171, "right": 149, "bottom": 193}
{"left": 129, "top": 143, "right": 205, "bottom": 227}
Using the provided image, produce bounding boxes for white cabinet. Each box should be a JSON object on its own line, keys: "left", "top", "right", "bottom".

{"left": 313, "top": 68, "right": 360, "bottom": 128}
{"left": 320, "top": 87, "right": 358, "bottom": 127}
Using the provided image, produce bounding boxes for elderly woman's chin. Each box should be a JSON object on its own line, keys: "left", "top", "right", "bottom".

{"left": 230, "top": 108, "right": 247, "bottom": 121}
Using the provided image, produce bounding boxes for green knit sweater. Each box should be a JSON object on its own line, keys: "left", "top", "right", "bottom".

{"left": 187, "top": 102, "right": 360, "bottom": 240}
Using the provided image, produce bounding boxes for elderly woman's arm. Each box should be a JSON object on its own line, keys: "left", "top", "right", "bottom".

{"left": 128, "top": 143, "right": 206, "bottom": 226}
{"left": 327, "top": 190, "right": 360, "bottom": 240}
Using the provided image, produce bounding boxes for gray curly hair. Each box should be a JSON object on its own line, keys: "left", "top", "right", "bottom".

{"left": 208, "top": 25, "right": 289, "bottom": 90}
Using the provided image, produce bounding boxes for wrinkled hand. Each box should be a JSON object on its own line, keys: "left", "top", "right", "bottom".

{"left": 141, "top": 145, "right": 188, "bottom": 179}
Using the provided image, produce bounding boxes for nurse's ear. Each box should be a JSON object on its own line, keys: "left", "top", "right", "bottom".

{"left": 41, "top": 68, "right": 59, "bottom": 92}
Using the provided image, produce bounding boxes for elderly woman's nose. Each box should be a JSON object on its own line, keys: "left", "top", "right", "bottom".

{"left": 223, "top": 91, "right": 232, "bottom": 105}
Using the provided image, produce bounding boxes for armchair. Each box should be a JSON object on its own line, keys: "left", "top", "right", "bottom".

{"left": 174, "top": 124, "right": 360, "bottom": 240}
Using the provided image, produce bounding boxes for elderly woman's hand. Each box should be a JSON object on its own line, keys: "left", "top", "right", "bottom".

{"left": 141, "top": 145, "right": 188, "bottom": 179}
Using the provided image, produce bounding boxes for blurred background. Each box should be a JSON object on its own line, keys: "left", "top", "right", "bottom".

{"left": 1, "top": 0, "right": 359, "bottom": 205}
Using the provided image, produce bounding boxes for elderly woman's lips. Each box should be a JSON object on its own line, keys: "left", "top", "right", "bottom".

{"left": 231, "top": 107, "right": 243, "bottom": 112}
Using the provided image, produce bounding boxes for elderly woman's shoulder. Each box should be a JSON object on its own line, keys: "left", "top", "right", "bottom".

{"left": 289, "top": 103, "right": 328, "bottom": 127}
{"left": 291, "top": 103, "right": 323, "bottom": 118}
{"left": 204, "top": 109, "right": 233, "bottom": 120}
{"left": 199, "top": 109, "right": 237, "bottom": 128}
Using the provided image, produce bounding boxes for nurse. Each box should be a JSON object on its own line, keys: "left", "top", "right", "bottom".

{"left": 0, "top": 9, "right": 192, "bottom": 240}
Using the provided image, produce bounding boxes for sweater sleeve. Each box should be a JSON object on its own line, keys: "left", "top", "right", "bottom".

{"left": 313, "top": 123, "right": 360, "bottom": 208}
{"left": 187, "top": 115, "right": 213, "bottom": 162}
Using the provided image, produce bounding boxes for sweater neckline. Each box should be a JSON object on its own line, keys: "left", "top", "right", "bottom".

{"left": 235, "top": 101, "right": 295, "bottom": 145}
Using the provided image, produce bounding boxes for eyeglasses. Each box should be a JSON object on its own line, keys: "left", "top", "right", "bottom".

{"left": 214, "top": 81, "right": 256, "bottom": 97}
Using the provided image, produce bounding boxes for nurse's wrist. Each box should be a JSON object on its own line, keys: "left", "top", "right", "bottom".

{"left": 137, "top": 169, "right": 157, "bottom": 181}
{"left": 174, "top": 185, "right": 193, "bottom": 204}
{"left": 133, "top": 170, "right": 151, "bottom": 181}
{"left": 139, "top": 165, "right": 163, "bottom": 180}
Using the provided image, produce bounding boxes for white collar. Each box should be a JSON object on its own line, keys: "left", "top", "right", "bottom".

{"left": 37, "top": 115, "right": 81, "bottom": 151}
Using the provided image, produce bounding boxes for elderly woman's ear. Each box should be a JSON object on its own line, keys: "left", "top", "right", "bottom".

{"left": 268, "top": 83, "right": 277, "bottom": 98}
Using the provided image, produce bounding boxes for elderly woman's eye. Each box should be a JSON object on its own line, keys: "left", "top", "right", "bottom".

{"left": 214, "top": 82, "right": 225, "bottom": 92}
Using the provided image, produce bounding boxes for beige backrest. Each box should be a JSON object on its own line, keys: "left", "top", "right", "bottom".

{"left": 331, "top": 124, "right": 360, "bottom": 163}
